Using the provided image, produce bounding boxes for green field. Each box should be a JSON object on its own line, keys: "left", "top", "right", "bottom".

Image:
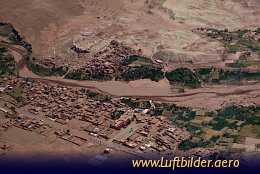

{"left": 202, "top": 127, "right": 223, "bottom": 140}
{"left": 190, "top": 116, "right": 213, "bottom": 124}
{"left": 166, "top": 68, "right": 200, "bottom": 88}
{"left": 124, "top": 55, "right": 154, "bottom": 67}
{"left": 8, "top": 84, "right": 28, "bottom": 105}
{"left": 238, "top": 125, "right": 260, "bottom": 139}
{"left": 121, "top": 65, "right": 164, "bottom": 82}
{"left": 0, "top": 47, "right": 16, "bottom": 75}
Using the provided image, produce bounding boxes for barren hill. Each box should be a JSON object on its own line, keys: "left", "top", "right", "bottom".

{"left": 0, "top": 0, "right": 259, "bottom": 64}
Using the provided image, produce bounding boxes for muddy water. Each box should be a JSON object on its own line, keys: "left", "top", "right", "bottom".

{"left": 94, "top": 79, "right": 172, "bottom": 96}
{"left": 8, "top": 46, "right": 260, "bottom": 103}
{"left": 10, "top": 46, "right": 173, "bottom": 96}
{"left": 45, "top": 77, "right": 173, "bottom": 96}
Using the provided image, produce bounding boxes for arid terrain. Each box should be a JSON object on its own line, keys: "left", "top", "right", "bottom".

{"left": 1, "top": 0, "right": 259, "bottom": 63}
{"left": 0, "top": 0, "right": 260, "bottom": 166}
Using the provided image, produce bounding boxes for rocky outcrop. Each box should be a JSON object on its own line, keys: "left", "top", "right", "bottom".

{"left": 0, "top": 22, "right": 32, "bottom": 53}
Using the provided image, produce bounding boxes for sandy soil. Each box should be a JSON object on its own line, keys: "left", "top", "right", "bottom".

{"left": 2, "top": 0, "right": 258, "bottom": 64}
{"left": 163, "top": 0, "right": 260, "bottom": 30}
{"left": 0, "top": 126, "right": 104, "bottom": 160}
{"left": 1, "top": 127, "right": 43, "bottom": 148}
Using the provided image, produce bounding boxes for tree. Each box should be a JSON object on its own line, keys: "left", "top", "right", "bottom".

{"left": 10, "top": 106, "right": 15, "bottom": 111}
{"left": 178, "top": 88, "right": 185, "bottom": 93}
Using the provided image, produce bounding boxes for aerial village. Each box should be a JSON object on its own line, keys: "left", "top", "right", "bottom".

{"left": 0, "top": 22, "right": 259, "bottom": 164}
{"left": 33, "top": 40, "right": 142, "bottom": 80}
{"left": 0, "top": 75, "right": 193, "bottom": 158}
{"left": 1, "top": 71, "right": 260, "bottom": 162}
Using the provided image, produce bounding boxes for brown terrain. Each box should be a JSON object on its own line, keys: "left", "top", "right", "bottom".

{"left": 0, "top": 0, "right": 259, "bottom": 110}
{"left": 5, "top": 44, "right": 260, "bottom": 111}
{"left": 0, "top": 0, "right": 259, "bottom": 63}
{"left": 0, "top": 0, "right": 260, "bottom": 163}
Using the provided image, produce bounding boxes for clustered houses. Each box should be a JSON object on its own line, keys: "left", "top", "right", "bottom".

{"left": 194, "top": 27, "right": 260, "bottom": 43}
{"left": 0, "top": 112, "right": 51, "bottom": 135}
{"left": 0, "top": 76, "right": 52, "bottom": 134}
{"left": 0, "top": 77, "right": 27, "bottom": 108}
{"left": 243, "top": 31, "right": 260, "bottom": 42}
{"left": 0, "top": 119, "right": 16, "bottom": 131}
{"left": 24, "top": 83, "right": 120, "bottom": 126}
{"left": 35, "top": 40, "right": 142, "bottom": 79}
{"left": 1, "top": 75, "right": 192, "bottom": 154}
{"left": 67, "top": 40, "right": 142, "bottom": 78}
{"left": 118, "top": 114, "right": 191, "bottom": 153}
{"left": 1, "top": 76, "right": 134, "bottom": 131}
{"left": 83, "top": 124, "right": 115, "bottom": 140}
{"left": 0, "top": 76, "right": 118, "bottom": 122}
{"left": 193, "top": 27, "right": 235, "bottom": 44}
{"left": 153, "top": 127, "right": 190, "bottom": 151}
{"left": 15, "top": 116, "right": 51, "bottom": 134}
{"left": 0, "top": 76, "right": 128, "bottom": 142}
{"left": 92, "top": 40, "right": 140, "bottom": 72}
{"left": 110, "top": 117, "right": 132, "bottom": 130}
{"left": 55, "top": 129, "right": 88, "bottom": 146}
{"left": 110, "top": 110, "right": 134, "bottom": 130}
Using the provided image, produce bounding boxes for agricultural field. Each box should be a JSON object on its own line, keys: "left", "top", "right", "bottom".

{"left": 190, "top": 116, "right": 213, "bottom": 125}
{"left": 165, "top": 104, "right": 260, "bottom": 152}
{"left": 238, "top": 125, "right": 260, "bottom": 140}
{"left": 8, "top": 84, "right": 28, "bottom": 105}
{"left": 0, "top": 0, "right": 259, "bottom": 165}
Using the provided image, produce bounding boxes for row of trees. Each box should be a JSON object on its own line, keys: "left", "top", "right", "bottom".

{"left": 166, "top": 68, "right": 200, "bottom": 88}
{"left": 121, "top": 65, "right": 164, "bottom": 82}
{"left": 27, "top": 61, "right": 66, "bottom": 76}
{"left": 65, "top": 69, "right": 113, "bottom": 81}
